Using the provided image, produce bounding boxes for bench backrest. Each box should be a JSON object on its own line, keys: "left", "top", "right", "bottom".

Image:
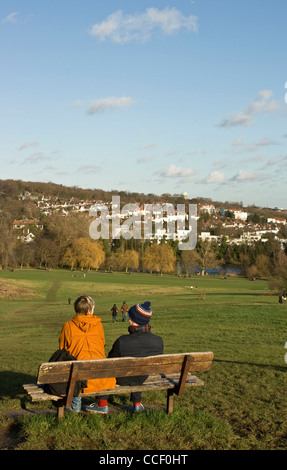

{"left": 37, "top": 352, "right": 214, "bottom": 385}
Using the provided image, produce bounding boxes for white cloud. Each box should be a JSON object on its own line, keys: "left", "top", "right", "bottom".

{"left": 71, "top": 100, "right": 83, "bottom": 107}
{"left": 21, "top": 153, "right": 49, "bottom": 164}
{"left": 157, "top": 164, "right": 196, "bottom": 181}
{"left": 242, "top": 154, "right": 266, "bottom": 164}
{"left": 137, "top": 156, "right": 154, "bottom": 164}
{"left": 77, "top": 165, "right": 102, "bottom": 174}
{"left": 230, "top": 170, "right": 265, "bottom": 182}
{"left": 142, "top": 143, "right": 158, "bottom": 150}
{"left": 87, "top": 96, "right": 134, "bottom": 114}
{"left": 219, "top": 90, "right": 280, "bottom": 128}
{"left": 204, "top": 170, "right": 226, "bottom": 184}
{"left": 18, "top": 141, "right": 39, "bottom": 151}
{"left": 232, "top": 136, "right": 278, "bottom": 152}
{"left": 3, "top": 12, "right": 19, "bottom": 24}
{"left": 89, "top": 7, "right": 198, "bottom": 44}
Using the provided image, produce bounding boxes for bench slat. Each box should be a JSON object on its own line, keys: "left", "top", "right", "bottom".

{"left": 89, "top": 375, "right": 204, "bottom": 396}
{"left": 23, "top": 384, "right": 63, "bottom": 402}
{"left": 24, "top": 374, "right": 204, "bottom": 402}
{"left": 37, "top": 352, "right": 213, "bottom": 384}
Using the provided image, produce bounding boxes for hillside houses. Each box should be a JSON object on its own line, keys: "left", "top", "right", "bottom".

{"left": 10, "top": 189, "right": 287, "bottom": 250}
{"left": 36, "top": 196, "right": 93, "bottom": 215}
{"left": 198, "top": 203, "right": 216, "bottom": 214}
{"left": 221, "top": 208, "right": 248, "bottom": 221}
{"left": 13, "top": 218, "right": 44, "bottom": 244}
{"left": 13, "top": 219, "right": 44, "bottom": 230}
{"left": 267, "top": 217, "right": 286, "bottom": 225}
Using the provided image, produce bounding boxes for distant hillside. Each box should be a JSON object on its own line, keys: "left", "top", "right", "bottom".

{"left": 0, "top": 178, "right": 221, "bottom": 206}
{"left": 0, "top": 178, "right": 285, "bottom": 220}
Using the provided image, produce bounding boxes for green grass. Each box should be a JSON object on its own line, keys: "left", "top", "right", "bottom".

{"left": 0, "top": 269, "right": 286, "bottom": 450}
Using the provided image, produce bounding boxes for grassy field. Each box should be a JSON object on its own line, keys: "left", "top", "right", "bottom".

{"left": 0, "top": 268, "right": 286, "bottom": 450}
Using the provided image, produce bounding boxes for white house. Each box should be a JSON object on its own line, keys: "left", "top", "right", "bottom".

{"left": 199, "top": 203, "right": 216, "bottom": 215}
{"left": 267, "top": 217, "right": 286, "bottom": 225}
{"left": 199, "top": 231, "right": 222, "bottom": 243}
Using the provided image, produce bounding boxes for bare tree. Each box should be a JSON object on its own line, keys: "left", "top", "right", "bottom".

{"left": 182, "top": 240, "right": 223, "bottom": 276}
{"left": 269, "top": 252, "right": 287, "bottom": 293}
{"left": 0, "top": 216, "right": 17, "bottom": 267}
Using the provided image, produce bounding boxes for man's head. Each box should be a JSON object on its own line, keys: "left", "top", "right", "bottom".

{"left": 128, "top": 301, "right": 152, "bottom": 325}
{"left": 74, "top": 295, "right": 95, "bottom": 315}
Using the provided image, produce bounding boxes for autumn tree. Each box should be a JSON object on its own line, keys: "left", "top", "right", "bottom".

{"left": 142, "top": 243, "right": 176, "bottom": 275}
{"left": 105, "top": 252, "right": 121, "bottom": 273}
{"left": 62, "top": 238, "right": 106, "bottom": 271}
{"left": 118, "top": 249, "right": 139, "bottom": 272}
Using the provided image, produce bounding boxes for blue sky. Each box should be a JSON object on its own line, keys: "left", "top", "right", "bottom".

{"left": 1, "top": 1, "right": 287, "bottom": 208}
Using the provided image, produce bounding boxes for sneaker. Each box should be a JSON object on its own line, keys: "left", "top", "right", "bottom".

{"left": 85, "top": 403, "right": 109, "bottom": 414}
{"left": 132, "top": 403, "right": 144, "bottom": 412}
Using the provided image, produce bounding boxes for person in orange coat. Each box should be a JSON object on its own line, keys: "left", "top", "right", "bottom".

{"left": 59, "top": 294, "right": 116, "bottom": 413}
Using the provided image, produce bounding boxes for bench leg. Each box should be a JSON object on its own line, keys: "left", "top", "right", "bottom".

{"left": 166, "top": 390, "right": 174, "bottom": 414}
{"left": 57, "top": 405, "right": 65, "bottom": 420}
{"left": 56, "top": 400, "right": 65, "bottom": 420}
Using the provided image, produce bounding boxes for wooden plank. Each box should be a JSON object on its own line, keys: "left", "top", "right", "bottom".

{"left": 65, "top": 362, "right": 79, "bottom": 409}
{"left": 37, "top": 352, "right": 214, "bottom": 384}
{"left": 79, "top": 375, "right": 204, "bottom": 396}
{"left": 27, "top": 392, "right": 63, "bottom": 402}
{"left": 23, "top": 384, "right": 64, "bottom": 401}
{"left": 24, "top": 374, "right": 204, "bottom": 401}
{"left": 176, "top": 355, "right": 193, "bottom": 396}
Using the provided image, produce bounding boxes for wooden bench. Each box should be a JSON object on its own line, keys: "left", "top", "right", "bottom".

{"left": 23, "top": 352, "right": 214, "bottom": 420}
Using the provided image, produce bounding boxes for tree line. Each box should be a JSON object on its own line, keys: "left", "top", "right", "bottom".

{"left": 0, "top": 179, "right": 287, "bottom": 293}
{"left": 0, "top": 209, "right": 286, "bottom": 293}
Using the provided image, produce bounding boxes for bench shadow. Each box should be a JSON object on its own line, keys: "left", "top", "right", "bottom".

{"left": 0, "top": 371, "right": 37, "bottom": 409}
{"left": 214, "top": 358, "right": 286, "bottom": 372}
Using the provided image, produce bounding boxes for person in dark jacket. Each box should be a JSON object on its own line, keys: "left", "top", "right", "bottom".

{"left": 111, "top": 304, "right": 118, "bottom": 322}
{"left": 108, "top": 301, "right": 163, "bottom": 412}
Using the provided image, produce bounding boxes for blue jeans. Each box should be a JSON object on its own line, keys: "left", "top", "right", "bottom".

{"left": 69, "top": 395, "right": 109, "bottom": 411}
{"left": 70, "top": 396, "right": 82, "bottom": 411}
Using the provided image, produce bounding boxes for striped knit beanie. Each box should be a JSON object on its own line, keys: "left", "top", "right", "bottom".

{"left": 128, "top": 301, "right": 152, "bottom": 325}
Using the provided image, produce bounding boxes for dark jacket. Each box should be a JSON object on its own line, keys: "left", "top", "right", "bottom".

{"left": 108, "top": 324, "right": 163, "bottom": 386}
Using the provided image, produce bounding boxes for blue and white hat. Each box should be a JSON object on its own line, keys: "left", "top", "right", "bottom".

{"left": 129, "top": 301, "right": 152, "bottom": 325}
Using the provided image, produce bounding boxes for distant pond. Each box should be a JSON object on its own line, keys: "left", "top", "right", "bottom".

{"left": 176, "top": 262, "right": 243, "bottom": 276}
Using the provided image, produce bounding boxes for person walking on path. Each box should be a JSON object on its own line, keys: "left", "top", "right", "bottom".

{"left": 111, "top": 304, "right": 118, "bottom": 322}
{"left": 121, "top": 301, "right": 129, "bottom": 321}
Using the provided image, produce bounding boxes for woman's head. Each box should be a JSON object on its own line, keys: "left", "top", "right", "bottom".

{"left": 74, "top": 295, "right": 95, "bottom": 315}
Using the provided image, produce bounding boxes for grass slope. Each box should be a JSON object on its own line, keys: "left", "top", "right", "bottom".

{"left": 0, "top": 269, "right": 286, "bottom": 450}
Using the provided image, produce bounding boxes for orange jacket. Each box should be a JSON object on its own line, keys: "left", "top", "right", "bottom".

{"left": 59, "top": 314, "right": 116, "bottom": 393}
